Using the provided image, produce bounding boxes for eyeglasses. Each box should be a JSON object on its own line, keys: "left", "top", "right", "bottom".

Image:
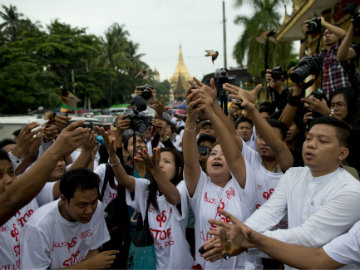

{"left": 330, "top": 102, "right": 347, "bottom": 109}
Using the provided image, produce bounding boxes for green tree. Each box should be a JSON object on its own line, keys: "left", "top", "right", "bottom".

{"left": 233, "top": 0, "right": 294, "bottom": 78}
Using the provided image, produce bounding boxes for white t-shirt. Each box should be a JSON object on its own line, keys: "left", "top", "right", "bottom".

{"left": 323, "top": 220, "right": 360, "bottom": 268}
{"left": 94, "top": 164, "right": 119, "bottom": 207}
{"left": 20, "top": 200, "right": 110, "bottom": 269}
{"left": 0, "top": 215, "right": 21, "bottom": 270}
{"left": 125, "top": 178, "right": 193, "bottom": 269}
{"left": 242, "top": 143, "right": 287, "bottom": 229}
{"left": 187, "top": 169, "right": 259, "bottom": 269}
{"left": 0, "top": 183, "right": 55, "bottom": 270}
{"left": 245, "top": 167, "right": 360, "bottom": 249}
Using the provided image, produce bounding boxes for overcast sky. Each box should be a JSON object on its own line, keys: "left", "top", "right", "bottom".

{"left": 1, "top": 0, "right": 288, "bottom": 81}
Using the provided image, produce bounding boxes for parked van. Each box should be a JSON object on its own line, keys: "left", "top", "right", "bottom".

{"left": 0, "top": 115, "right": 45, "bottom": 140}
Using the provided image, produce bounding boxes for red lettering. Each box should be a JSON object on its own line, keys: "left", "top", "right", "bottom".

{"left": 17, "top": 209, "right": 34, "bottom": 227}
{"left": 10, "top": 224, "right": 19, "bottom": 242}
{"left": 204, "top": 192, "right": 216, "bottom": 204}
{"left": 149, "top": 228, "right": 171, "bottom": 240}
{"left": 80, "top": 229, "right": 93, "bottom": 240}
{"left": 156, "top": 211, "right": 167, "bottom": 227}
{"left": 226, "top": 187, "right": 235, "bottom": 199}
{"left": 62, "top": 251, "right": 80, "bottom": 267}
{"left": 0, "top": 226, "right": 7, "bottom": 232}
{"left": 262, "top": 188, "right": 274, "bottom": 200}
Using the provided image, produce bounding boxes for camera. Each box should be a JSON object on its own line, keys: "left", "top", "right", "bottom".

{"left": 304, "top": 90, "right": 324, "bottom": 127}
{"left": 198, "top": 144, "right": 210, "bottom": 156}
{"left": 136, "top": 84, "right": 153, "bottom": 100}
{"left": 306, "top": 17, "right": 322, "bottom": 35}
{"left": 214, "top": 68, "right": 236, "bottom": 99}
{"left": 271, "top": 66, "right": 287, "bottom": 81}
{"left": 344, "top": 3, "right": 360, "bottom": 28}
{"left": 123, "top": 96, "right": 152, "bottom": 134}
{"left": 290, "top": 55, "right": 322, "bottom": 84}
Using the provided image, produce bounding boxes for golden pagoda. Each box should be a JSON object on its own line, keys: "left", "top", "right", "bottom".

{"left": 169, "top": 45, "right": 192, "bottom": 102}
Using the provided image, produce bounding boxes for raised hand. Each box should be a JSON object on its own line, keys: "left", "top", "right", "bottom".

{"left": 13, "top": 122, "right": 43, "bottom": 158}
{"left": 205, "top": 209, "right": 256, "bottom": 258}
{"left": 51, "top": 120, "right": 87, "bottom": 157}
{"left": 96, "top": 126, "right": 116, "bottom": 156}
{"left": 150, "top": 95, "right": 171, "bottom": 117}
{"left": 223, "top": 83, "right": 262, "bottom": 105}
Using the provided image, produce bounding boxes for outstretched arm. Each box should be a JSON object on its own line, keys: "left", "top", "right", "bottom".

{"left": 136, "top": 148, "right": 181, "bottom": 205}
{"left": 226, "top": 85, "right": 293, "bottom": 171}
{"left": 337, "top": 20, "right": 357, "bottom": 62}
{"left": 0, "top": 121, "right": 87, "bottom": 226}
{"left": 188, "top": 80, "right": 246, "bottom": 188}
{"left": 206, "top": 209, "right": 343, "bottom": 269}
{"left": 97, "top": 127, "right": 135, "bottom": 193}
{"left": 183, "top": 86, "right": 202, "bottom": 196}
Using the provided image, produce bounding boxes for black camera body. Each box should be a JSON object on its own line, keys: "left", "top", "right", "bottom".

{"left": 123, "top": 96, "right": 152, "bottom": 134}
{"left": 344, "top": 3, "right": 360, "bottom": 28}
{"left": 125, "top": 113, "right": 152, "bottom": 134}
{"left": 271, "top": 66, "right": 287, "bottom": 81}
{"left": 290, "top": 55, "right": 322, "bottom": 84}
{"left": 136, "top": 84, "right": 153, "bottom": 100}
{"left": 306, "top": 17, "right": 322, "bottom": 35}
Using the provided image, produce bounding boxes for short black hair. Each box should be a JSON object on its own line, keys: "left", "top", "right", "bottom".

{"left": 259, "top": 101, "right": 275, "bottom": 115}
{"left": 0, "top": 150, "right": 11, "bottom": 163}
{"left": 197, "top": 134, "right": 216, "bottom": 146}
{"left": 310, "top": 116, "right": 351, "bottom": 147}
{"left": 0, "top": 139, "right": 16, "bottom": 150}
{"left": 123, "top": 132, "right": 146, "bottom": 151}
{"left": 60, "top": 168, "right": 100, "bottom": 201}
{"left": 266, "top": 119, "right": 288, "bottom": 140}
{"left": 235, "top": 117, "right": 253, "bottom": 129}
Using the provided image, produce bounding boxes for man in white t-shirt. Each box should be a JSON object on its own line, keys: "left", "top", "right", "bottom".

{"left": 20, "top": 168, "right": 117, "bottom": 269}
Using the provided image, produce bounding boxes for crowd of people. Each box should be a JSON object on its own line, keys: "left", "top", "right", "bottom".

{"left": 1, "top": 16, "right": 360, "bottom": 269}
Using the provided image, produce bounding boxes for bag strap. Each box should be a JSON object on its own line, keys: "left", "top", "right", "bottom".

{"left": 100, "top": 164, "right": 111, "bottom": 201}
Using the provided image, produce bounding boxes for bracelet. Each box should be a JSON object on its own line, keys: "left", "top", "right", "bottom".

{"left": 108, "top": 156, "right": 121, "bottom": 167}
{"left": 287, "top": 93, "right": 302, "bottom": 106}
{"left": 184, "top": 127, "right": 196, "bottom": 133}
{"left": 329, "top": 108, "right": 334, "bottom": 117}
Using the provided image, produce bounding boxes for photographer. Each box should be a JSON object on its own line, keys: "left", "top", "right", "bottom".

{"left": 299, "top": 16, "right": 356, "bottom": 99}
{"left": 266, "top": 67, "right": 289, "bottom": 111}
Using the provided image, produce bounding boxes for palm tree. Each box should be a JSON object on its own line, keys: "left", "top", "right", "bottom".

{"left": 233, "top": 0, "right": 293, "bottom": 78}
{"left": 0, "top": 5, "right": 23, "bottom": 41}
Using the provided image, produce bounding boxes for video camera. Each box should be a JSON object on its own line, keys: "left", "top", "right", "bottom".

{"left": 271, "top": 66, "right": 287, "bottom": 81}
{"left": 290, "top": 55, "right": 322, "bottom": 84}
{"left": 214, "top": 68, "right": 236, "bottom": 99}
{"left": 344, "top": 2, "right": 360, "bottom": 28}
{"left": 306, "top": 17, "right": 322, "bottom": 35}
{"left": 123, "top": 96, "right": 152, "bottom": 134}
{"left": 136, "top": 84, "right": 153, "bottom": 100}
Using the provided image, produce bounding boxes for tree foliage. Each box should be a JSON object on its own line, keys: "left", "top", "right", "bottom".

{"left": 0, "top": 5, "right": 170, "bottom": 114}
{"left": 233, "top": 0, "right": 296, "bottom": 78}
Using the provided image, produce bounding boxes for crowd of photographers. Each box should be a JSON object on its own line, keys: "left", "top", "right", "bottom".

{"left": 1, "top": 12, "right": 360, "bottom": 270}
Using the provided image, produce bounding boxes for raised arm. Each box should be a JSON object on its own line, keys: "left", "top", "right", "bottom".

{"left": 183, "top": 87, "right": 201, "bottom": 196}
{"left": 337, "top": 20, "right": 357, "bottom": 62}
{"left": 0, "top": 121, "right": 87, "bottom": 226}
{"left": 137, "top": 148, "right": 181, "bottom": 205}
{"left": 189, "top": 81, "right": 247, "bottom": 188}
{"left": 224, "top": 83, "right": 293, "bottom": 170}
{"left": 96, "top": 127, "right": 135, "bottom": 193}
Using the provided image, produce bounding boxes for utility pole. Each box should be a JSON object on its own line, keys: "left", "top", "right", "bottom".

{"left": 222, "top": 0, "right": 227, "bottom": 69}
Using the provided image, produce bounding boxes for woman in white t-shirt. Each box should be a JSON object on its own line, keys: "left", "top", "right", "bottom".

{"left": 183, "top": 79, "right": 260, "bottom": 269}
{"left": 98, "top": 128, "right": 193, "bottom": 269}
